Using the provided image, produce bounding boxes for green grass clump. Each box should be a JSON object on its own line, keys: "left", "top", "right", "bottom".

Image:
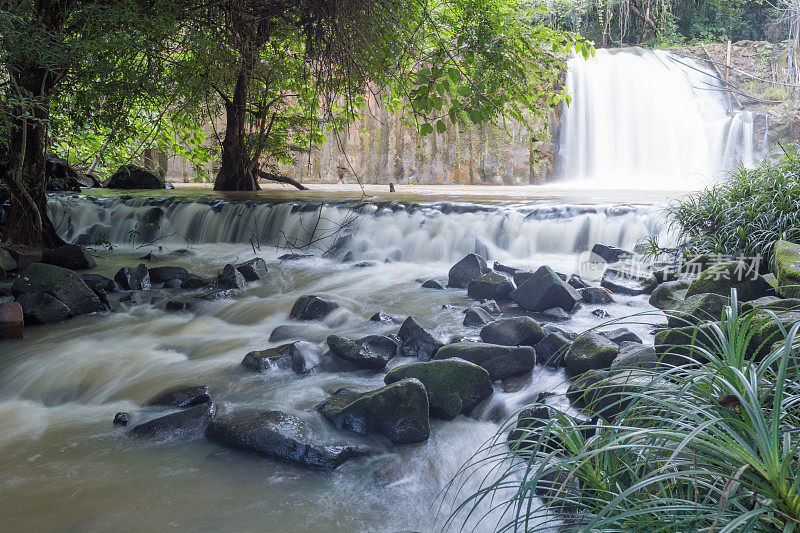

{"left": 668, "top": 144, "right": 800, "bottom": 265}
{"left": 442, "top": 295, "right": 800, "bottom": 531}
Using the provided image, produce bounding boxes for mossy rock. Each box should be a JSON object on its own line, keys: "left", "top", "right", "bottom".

{"left": 648, "top": 280, "right": 689, "bottom": 310}
{"left": 564, "top": 333, "right": 619, "bottom": 376}
{"left": 384, "top": 358, "right": 492, "bottom": 419}
{"left": 742, "top": 296, "right": 800, "bottom": 312}
{"left": 317, "top": 378, "right": 430, "bottom": 444}
{"left": 568, "top": 369, "right": 658, "bottom": 420}
{"left": 654, "top": 322, "right": 719, "bottom": 366}
{"left": 746, "top": 311, "right": 800, "bottom": 360}
{"left": 685, "top": 261, "right": 772, "bottom": 302}
{"left": 467, "top": 272, "right": 514, "bottom": 302}
{"left": 667, "top": 293, "right": 732, "bottom": 328}
{"left": 773, "top": 240, "right": 800, "bottom": 298}
{"left": 11, "top": 262, "right": 104, "bottom": 317}
{"left": 479, "top": 316, "right": 544, "bottom": 346}
{"left": 433, "top": 342, "right": 535, "bottom": 380}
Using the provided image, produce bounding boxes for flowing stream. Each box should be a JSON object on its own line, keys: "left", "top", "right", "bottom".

{"left": 0, "top": 47, "right": 760, "bottom": 532}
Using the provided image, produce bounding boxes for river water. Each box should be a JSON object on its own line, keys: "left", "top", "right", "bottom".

{"left": 0, "top": 46, "right": 759, "bottom": 532}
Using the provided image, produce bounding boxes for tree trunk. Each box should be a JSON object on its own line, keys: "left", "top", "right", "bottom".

{"left": 2, "top": 2, "right": 68, "bottom": 250}
{"left": 214, "top": 65, "right": 261, "bottom": 191}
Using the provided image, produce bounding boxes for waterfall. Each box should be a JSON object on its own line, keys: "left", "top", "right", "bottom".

{"left": 557, "top": 47, "right": 755, "bottom": 189}
{"left": 48, "top": 195, "right": 668, "bottom": 263}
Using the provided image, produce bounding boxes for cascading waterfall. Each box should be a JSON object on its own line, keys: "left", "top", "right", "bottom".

{"left": 49, "top": 195, "right": 668, "bottom": 263}
{"left": 558, "top": 47, "right": 755, "bottom": 189}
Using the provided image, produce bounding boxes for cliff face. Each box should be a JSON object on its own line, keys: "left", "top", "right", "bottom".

{"left": 669, "top": 40, "right": 800, "bottom": 153}
{"left": 273, "top": 93, "right": 556, "bottom": 186}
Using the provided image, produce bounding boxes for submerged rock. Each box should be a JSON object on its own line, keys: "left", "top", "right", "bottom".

{"left": 12, "top": 263, "right": 105, "bottom": 317}
{"left": 144, "top": 385, "right": 211, "bottom": 407}
{"left": 289, "top": 295, "right": 339, "bottom": 321}
{"left": 327, "top": 334, "right": 397, "bottom": 370}
{"left": 113, "top": 412, "right": 130, "bottom": 426}
{"left": 317, "top": 379, "right": 430, "bottom": 444}
{"left": 397, "top": 315, "right": 445, "bottom": 360}
{"left": 479, "top": 316, "right": 544, "bottom": 346}
{"left": 235, "top": 258, "right": 268, "bottom": 282}
{"left": 42, "top": 244, "right": 96, "bottom": 270}
{"left": 421, "top": 279, "right": 445, "bottom": 290}
{"left": 130, "top": 402, "right": 216, "bottom": 440}
{"left": 114, "top": 264, "right": 151, "bottom": 291}
{"left": 384, "top": 358, "right": 492, "bottom": 419}
{"left": 510, "top": 266, "right": 581, "bottom": 313}
{"left": 447, "top": 253, "right": 488, "bottom": 288}
{"left": 434, "top": 342, "right": 535, "bottom": 380}
{"left": 205, "top": 409, "right": 371, "bottom": 470}
{"left": 564, "top": 333, "right": 619, "bottom": 376}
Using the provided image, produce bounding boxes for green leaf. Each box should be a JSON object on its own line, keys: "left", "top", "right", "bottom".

{"left": 420, "top": 123, "right": 434, "bottom": 136}
{"left": 436, "top": 120, "right": 447, "bottom": 134}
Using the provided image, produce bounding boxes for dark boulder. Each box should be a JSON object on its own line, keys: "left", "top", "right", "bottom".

{"left": 148, "top": 266, "right": 189, "bottom": 284}
{"left": 541, "top": 307, "right": 570, "bottom": 321}
{"left": 205, "top": 409, "right": 371, "bottom": 470}
{"left": 165, "top": 299, "right": 194, "bottom": 312}
{"left": 685, "top": 261, "right": 771, "bottom": 301}
{"left": 434, "top": 342, "right": 535, "bottom": 380}
{"left": 317, "top": 379, "right": 430, "bottom": 444}
{"left": 599, "top": 328, "right": 643, "bottom": 345}
{"left": 144, "top": 385, "right": 211, "bottom": 407}
{"left": 579, "top": 287, "right": 614, "bottom": 304}
{"left": 510, "top": 266, "right": 581, "bottom": 313}
{"left": 195, "top": 288, "right": 241, "bottom": 300}
{"left": 567, "top": 275, "right": 590, "bottom": 290}
{"left": 74, "top": 223, "right": 114, "bottom": 246}
{"left": 215, "top": 264, "right": 246, "bottom": 290}
{"left": 268, "top": 324, "right": 329, "bottom": 343}
{"left": 512, "top": 270, "right": 534, "bottom": 287}
{"left": 15, "top": 292, "right": 70, "bottom": 324}
{"left": 42, "top": 244, "right": 96, "bottom": 270}
{"left": 648, "top": 280, "right": 690, "bottom": 310}
{"left": 467, "top": 272, "right": 514, "bottom": 302}
{"left": 3, "top": 245, "right": 42, "bottom": 271}
{"left": 114, "top": 264, "right": 151, "bottom": 291}
{"left": 384, "top": 358, "right": 492, "bottom": 419}
{"left": 0, "top": 302, "right": 23, "bottom": 339}
{"left": 447, "top": 253, "right": 488, "bottom": 288}
{"left": 44, "top": 155, "right": 96, "bottom": 191}
{"left": 181, "top": 275, "right": 212, "bottom": 290}
{"left": 564, "top": 333, "right": 619, "bottom": 376}
{"left": 12, "top": 263, "right": 105, "bottom": 317}
{"left": 369, "top": 311, "right": 398, "bottom": 323}
{"left": 327, "top": 334, "right": 397, "bottom": 370}
{"left": 113, "top": 412, "right": 130, "bottom": 426}
{"left": 590, "top": 243, "right": 631, "bottom": 263}
{"left": 241, "top": 343, "right": 296, "bottom": 372}
{"left": 0, "top": 249, "right": 17, "bottom": 271}
{"left": 130, "top": 402, "right": 216, "bottom": 440}
{"left": 534, "top": 332, "right": 571, "bottom": 367}
{"left": 106, "top": 164, "right": 164, "bottom": 189}
{"left": 479, "top": 316, "right": 544, "bottom": 346}
{"left": 80, "top": 273, "right": 117, "bottom": 293}
{"left": 397, "top": 315, "right": 445, "bottom": 360}
{"left": 421, "top": 279, "right": 445, "bottom": 290}
{"left": 463, "top": 306, "right": 493, "bottom": 327}
{"left": 601, "top": 267, "right": 657, "bottom": 296}
{"left": 493, "top": 262, "right": 519, "bottom": 275}
{"left": 235, "top": 258, "right": 268, "bottom": 282}
{"left": 611, "top": 342, "right": 658, "bottom": 370}
{"left": 289, "top": 295, "right": 339, "bottom": 321}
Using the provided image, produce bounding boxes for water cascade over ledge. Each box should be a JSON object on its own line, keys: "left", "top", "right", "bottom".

{"left": 557, "top": 47, "right": 756, "bottom": 189}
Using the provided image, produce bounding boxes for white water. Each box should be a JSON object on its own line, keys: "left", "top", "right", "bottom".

{"left": 558, "top": 47, "right": 755, "bottom": 189}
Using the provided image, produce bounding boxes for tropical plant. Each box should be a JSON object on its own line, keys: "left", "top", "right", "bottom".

{"left": 443, "top": 294, "right": 800, "bottom": 531}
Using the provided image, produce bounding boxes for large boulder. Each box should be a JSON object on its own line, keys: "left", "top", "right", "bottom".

{"left": 114, "top": 264, "right": 151, "bottom": 291}
{"left": 590, "top": 243, "right": 631, "bottom": 264}
{"left": 105, "top": 164, "right": 164, "bottom": 189}
{"left": 148, "top": 266, "right": 189, "bottom": 284}
{"left": 773, "top": 240, "right": 800, "bottom": 298}
{"left": 611, "top": 342, "right": 658, "bottom": 370}
{"left": 447, "top": 253, "right": 488, "bottom": 288}
{"left": 567, "top": 370, "right": 656, "bottom": 419}
{"left": 12, "top": 263, "right": 105, "bottom": 317}
{"left": 384, "top": 358, "right": 492, "bottom": 419}
{"left": 205, "top": 409, "right": 371, "bottom": 470}
{"left": 80, "top": 273, "right": 117, "bottom": 293}
{"left": 3, "top": 245, "right": 42, "bottom": 271}
{"left": 144, "top": 385, "right": 211, "bottom": 407}
{"left": 235, "top": 258, "right": 268, "bottom": 282}
{"left": 44, "top": 155, "right": 97, "bottom": 191}
{"left": 564, "top": 333, "right": 619, "bottom": 376}
{"left": 0, "top": 302, "right": 23, "bottom": 339}
{"left": 747, "top": 311, "right": 800, "bottom": 360}
{"left": 397, "top": 315, "right": 445, "bottom": 360}
{"left": 327, "top": 334, "right": 397, "bottom": 370}
{"left": 479, "top": 316, "right": 544, "bottom": 346}
{"left": 467, "top": 272, "right": 514, "bottom": 302}
{"left": 648, "top": 280, "right": 690, "bottom": 310}
{"left": 241, "top": 343, "right": 295, "bottom": 372}
{"left": 601, "top": 267, "right": 657, "bottom": 296}
{"left": 434, "top": 342, "right": 535, "bottom": 380}
{"left": 130, "top": 402, "right": 216, "bottom": 440}
{"left": 509, "top": 266, "right": 581, "bottom": 313}
{"left": 317, "top": 379, "right": 430, "bottom": 444}
{"left": 534, "top": 332, "right": 571, "bottom": 367}
{"left": 42, "top": 244, "right": 96, "bottom": 270}
{"left": 685, "top": 261, "right": 771, "bottom": 301}
{"left": 289, "top": 295, "right": 339, "bottom": 320}
{"left": 215, "top": 264, "right": 246, "bottom": 290}
{"left": 14, "top": 292, "right": 70, "bottom": 324}
{"left": 241, "top": 341, "right": 324, "bottom": 373}
{"left": 667, "top": 293, "right": 732, "bottom": 328}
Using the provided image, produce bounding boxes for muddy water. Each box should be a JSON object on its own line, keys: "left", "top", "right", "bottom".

{"left": 0, "top": 190, "right": 672, "bottom": 532}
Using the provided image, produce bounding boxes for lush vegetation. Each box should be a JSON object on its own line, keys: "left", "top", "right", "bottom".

{"left": 444, "top": 296, "right": 800, "bottom": 531}
{"left": 667, "top": 144, "right": 800, "bottom": 266}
